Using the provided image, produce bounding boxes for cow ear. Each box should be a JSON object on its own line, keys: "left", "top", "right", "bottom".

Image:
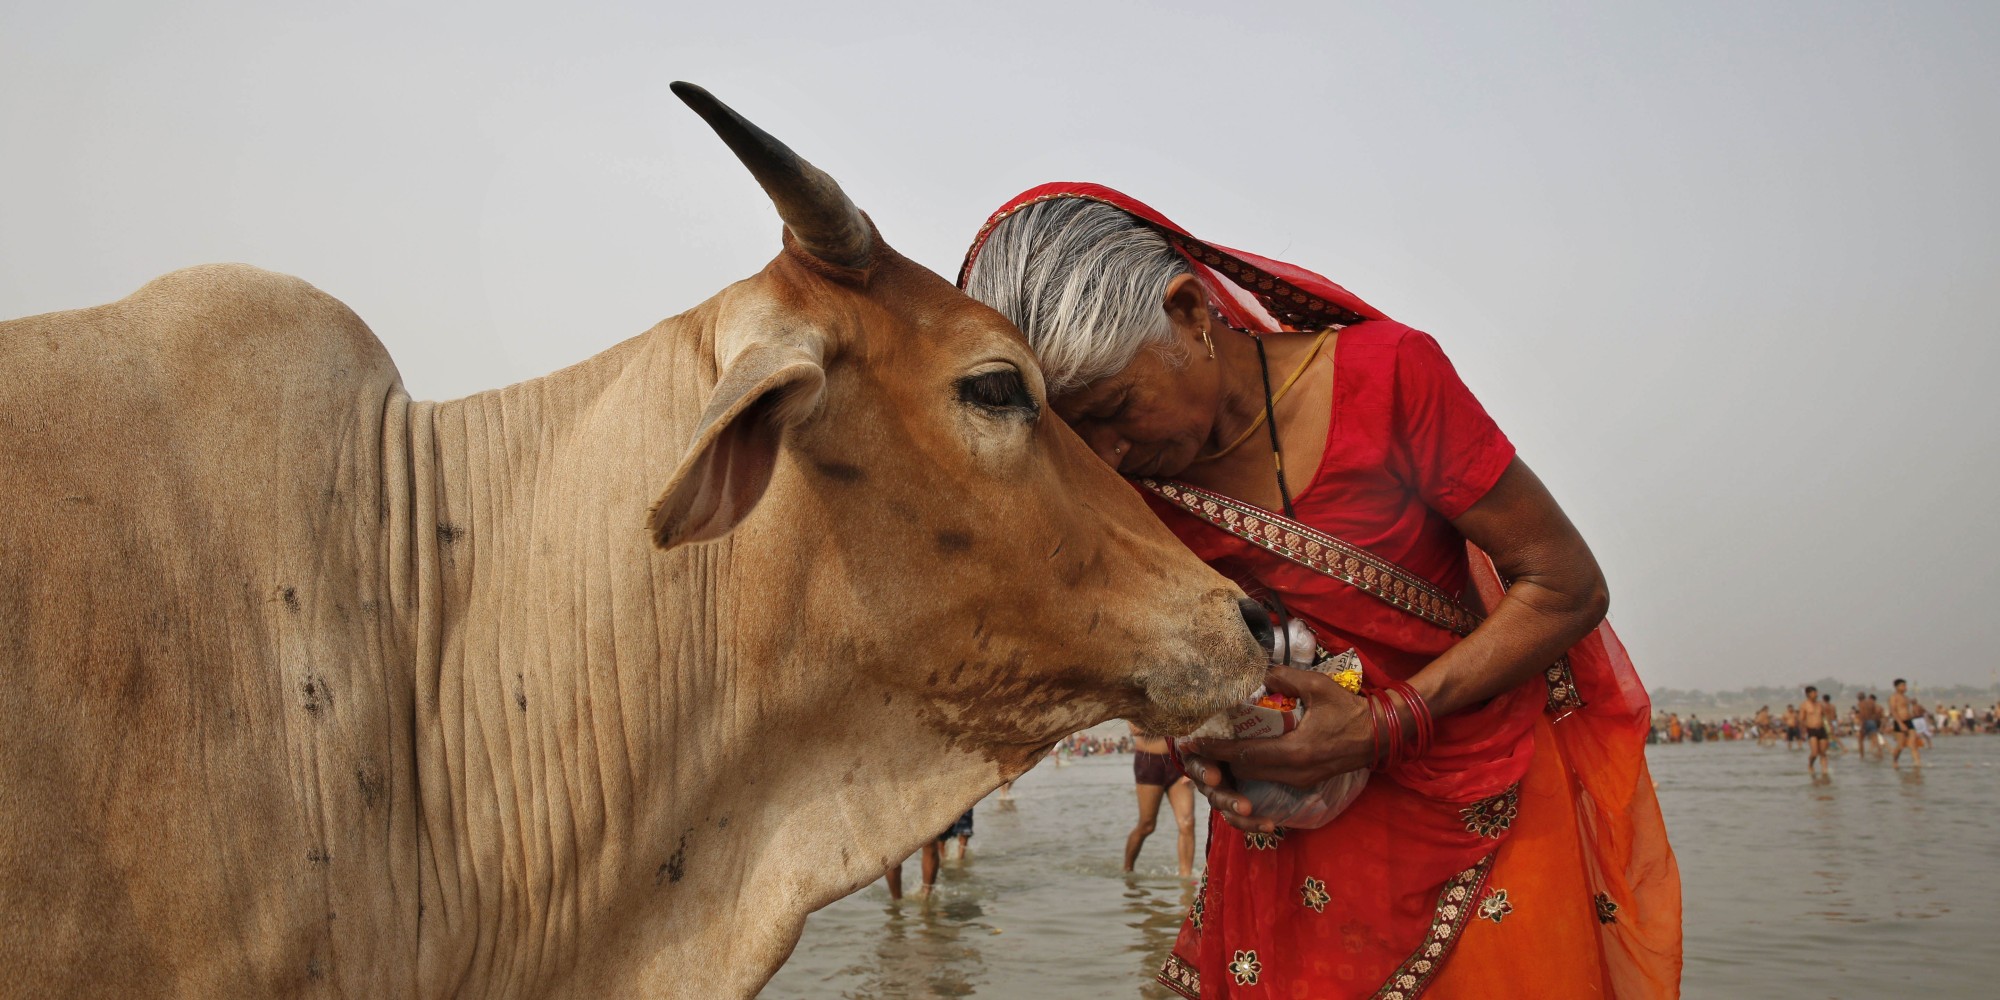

{"left": 649, "top": 340, "right": 826, "bottom": 549}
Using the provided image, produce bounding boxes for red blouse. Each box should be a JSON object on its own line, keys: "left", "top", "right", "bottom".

{"left": 1148, "top": 319, "right": 1515, "bottom": 686}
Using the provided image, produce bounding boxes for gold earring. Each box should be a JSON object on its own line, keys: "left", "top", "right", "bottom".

{"left": 1201, "top": 323, "right": 1216, "bottom": 359}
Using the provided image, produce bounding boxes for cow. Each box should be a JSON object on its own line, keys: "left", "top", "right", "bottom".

{"left": 0, "top": 84, "right": 1269, "bottom": 998}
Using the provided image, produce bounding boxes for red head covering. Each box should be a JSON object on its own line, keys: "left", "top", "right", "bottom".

{"left": 957, "top": 181, "right": 1390, "bottom": 333}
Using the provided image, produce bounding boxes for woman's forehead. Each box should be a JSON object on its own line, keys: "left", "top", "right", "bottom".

{"left": 1052, "top": 373, "right": 1126, "bottom": 414}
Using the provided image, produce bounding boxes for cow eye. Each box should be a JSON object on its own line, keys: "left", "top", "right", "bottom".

{"left": 957, "top": 368, "right": 1038, "bottom": 417}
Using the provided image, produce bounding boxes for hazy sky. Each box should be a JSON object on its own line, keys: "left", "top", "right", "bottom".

{"left": 4, "top": 1, "right": 1996, "bottom": 692}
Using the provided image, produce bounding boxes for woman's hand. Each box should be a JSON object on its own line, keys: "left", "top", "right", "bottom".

{"left": 1183, "top": 666, "right": 1375, "bottom": 830}
{"left": 1177, "top": 750, "right": 1274, "bottom": 833}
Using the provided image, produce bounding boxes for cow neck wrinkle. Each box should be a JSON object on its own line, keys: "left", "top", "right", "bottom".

{"left": 394, "top": 320, "right": 736, "bottom": 995}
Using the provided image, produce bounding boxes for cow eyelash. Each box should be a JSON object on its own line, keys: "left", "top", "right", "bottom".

{"left": 957, "top": 367, "right": 1039, "bottom": 418}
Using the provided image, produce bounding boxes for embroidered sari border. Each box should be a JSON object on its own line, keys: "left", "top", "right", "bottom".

{"left": 1157, "top": 952, "right": 1202, "bottom": 999}
{"left": 1141, "top": 478, "right": 1482, "bottom": 636}
{"left": 1373, "top": 854, "right": 1496, "bottom": 1000}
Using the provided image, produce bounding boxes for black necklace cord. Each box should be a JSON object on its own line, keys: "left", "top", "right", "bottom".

{"left": 1251, "top": 334, "right": 1297, "bottom": 520}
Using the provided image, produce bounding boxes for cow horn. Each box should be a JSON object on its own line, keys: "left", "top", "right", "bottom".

{"left": 671, "top": 82, "right": 872, "bottom": 269}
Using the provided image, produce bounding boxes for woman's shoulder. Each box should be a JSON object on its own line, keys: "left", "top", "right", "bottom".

{"left": 1337, "top": 319, "right": 1456, "bottom": 366}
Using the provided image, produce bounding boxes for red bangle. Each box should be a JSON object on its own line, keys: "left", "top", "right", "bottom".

{"left": 1381, "top": 689, "right": 1404, "bottom": 768}
{"left": 1385, "top": 679, "right": 1435, "bottom": 762}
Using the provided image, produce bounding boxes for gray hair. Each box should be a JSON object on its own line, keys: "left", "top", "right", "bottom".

{"left": 962, "top": 198, "right": 1191, "bottom": 395}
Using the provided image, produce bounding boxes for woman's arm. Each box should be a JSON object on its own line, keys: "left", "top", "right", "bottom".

{"left": 1183, "top": 458, "right": 1606, "bottom": 829}
{"left": 1409, "top": 456, "right": 1607, "bottom": 715}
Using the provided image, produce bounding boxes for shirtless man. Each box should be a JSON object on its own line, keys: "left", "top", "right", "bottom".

{"left": 1755, "top": 705, "right": 1774, "bottom": 746}
{"left": 1890, "top": 678, "right": 1923, "bottom": 768}
{"left": 1782, "top": 704, "right": 1801, "bottom": 750}
{"left": 1800, "top": 685, "right": 1832, "bottom": 777}
{"left": 1856, "top": 693, "right": 1883, "bottom": 759}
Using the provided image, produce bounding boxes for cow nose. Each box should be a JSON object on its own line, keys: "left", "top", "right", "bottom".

{"left": 1237, "top": 599, "right": 1274, "bottom": 652}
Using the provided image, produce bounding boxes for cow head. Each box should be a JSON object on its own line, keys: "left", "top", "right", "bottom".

{"left": 651, "top": 83, "right": 1267, "bottom": 756}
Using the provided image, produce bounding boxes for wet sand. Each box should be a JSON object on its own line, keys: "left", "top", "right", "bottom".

{"left": 763, "top": 737, "right": 2000, "bottom": 998}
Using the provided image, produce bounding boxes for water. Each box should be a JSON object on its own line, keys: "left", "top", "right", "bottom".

{"left": 763, "top": 738, "right": 2000, "bottom": 999}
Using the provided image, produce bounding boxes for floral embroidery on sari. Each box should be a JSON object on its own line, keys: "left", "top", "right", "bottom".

{"left": 1245, "top": 827, "right": 1287, "bottom": 850}
{"left": 1371, "top": 855, "right": 1494, "bottom": 1000}
{"left": 1229, "top": 949, "right": 1263, "bottom": 986}
{"left": 1478, "top": 888, "right": 1514, "bottom": 923}
{"left": 1595, "top": 891, "right": 1620, "bottom": 925}
{"left": 1300, "top": 875, "right": 1330, "bottom": 913}
{"left": 1458, "top": 784, "right": 1520, "bottom": 838}
{"left": 1190, "top": 873, "right": 1208, "bottom": 930}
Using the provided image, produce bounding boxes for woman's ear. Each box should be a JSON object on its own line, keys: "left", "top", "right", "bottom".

{"left": 1161, "top": 273, "right": 1211, "bottom": 345}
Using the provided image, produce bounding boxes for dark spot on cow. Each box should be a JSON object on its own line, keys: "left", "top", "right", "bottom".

{"left": 717, "top": 815, "right": 730, "bottom": 830}
{"left": 281, "top": 587, "right": 300, "bottom": 613}
{"left": 358, "top": 600, "right": 380, "bottom": 615}
{"left": 667, "top": 833, "right": 688, "bottom": 883}
{"left": 925, "top": 667, "right": 941, "bottom": 687}
{"left": 307, "top": 847, "right": 331, "bottom": 866}
{"left": 117, "top": 649, "right": 151, "bottom": 707}
{"left": 306, "top": 958, "right": 324, "bottom": 980}
{"left": 813, "top": 460, "right": 865, "bottom": 483}
{"left": 934, "top": 529, "right": 972, "bottom": 553}
{"left": 301, "top": 676, "right": 328, "bottom": 715}
{"left": 513, "top": 672, "right": 527, "bottom": 712}
{"left": 948, "top": 660, "right": 968, "bottom": 683}
{"left": 326, "top": 910, "right": 337, "bottom": 923}
{"left": 1087, "top": 609, "right": 1101, "bottom": 634}
{"left": 436, "top": 522, "right": 465, "bottom": 545}
{"left": 842, "top": 770, "right": 855, "bottom": 785}
{"left": 882, "top": 691, "right": 893, "bottom": 706}
{"left": 355, "top": 767, "right": 383, "bottom": 810}
{"left": 60, "top": 494, "right": 93, "bottom": 505}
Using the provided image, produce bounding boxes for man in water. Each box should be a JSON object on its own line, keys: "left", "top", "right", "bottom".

{"left": 1800, "top": 685, "right": 1832, "bottom": 777}
{"left": 1856, "top": 693, "right": 1883, "bottom": 759}
{"left": 1755, "top": 705, "right": 1774, "bottom": 746}
{"left": 1124, "top": 722, "right": 1197, "bottom": 878}
{"left": 1782, "top": 704, "right": 1800, "bottom": 750}
{"left": 882, "top": 809, "right": 973, "bottom": 900}
{"left": 1823, "top": 694, "right": 1844, "bottom": 754}
{"left": 1890, "top": 678, "right": 1923, "bottom": 768}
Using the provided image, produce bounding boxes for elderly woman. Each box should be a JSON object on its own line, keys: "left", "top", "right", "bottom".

{"left": 960, "top": 184, "right": 1681, "bottom": 999}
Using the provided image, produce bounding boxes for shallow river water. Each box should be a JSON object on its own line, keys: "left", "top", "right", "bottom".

{"left": 762, "top": 737, "right": 2000, "bottom": 999}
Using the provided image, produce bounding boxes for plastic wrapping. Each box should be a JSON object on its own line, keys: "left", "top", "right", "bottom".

{"left": 1177, "top": 632, "right": 1372, "bottom": 830}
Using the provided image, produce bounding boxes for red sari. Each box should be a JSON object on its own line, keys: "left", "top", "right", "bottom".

{"left": 962, "top": 185, "right": 1681, "bottom": 998}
